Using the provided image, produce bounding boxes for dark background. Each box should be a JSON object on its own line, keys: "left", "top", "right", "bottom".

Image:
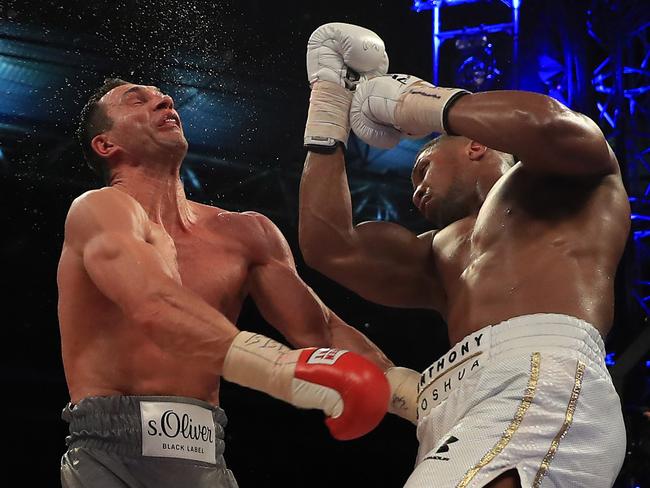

{"left": 1, "top": 0, "right": 649, "bottom": 486}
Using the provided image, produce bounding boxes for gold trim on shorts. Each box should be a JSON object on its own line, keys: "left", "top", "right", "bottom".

{"left": 532, "top": 360, "right": 586, "bottom": 487}
{"left": 456, "top": 352, "right": 541, "bottom": 488}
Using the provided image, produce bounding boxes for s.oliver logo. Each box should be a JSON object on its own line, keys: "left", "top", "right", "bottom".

{"left": 147, "top": 409, "right": 214, "bottom": 442}
{"left": 140, "top": 401, "right": 216, "bottom": 464}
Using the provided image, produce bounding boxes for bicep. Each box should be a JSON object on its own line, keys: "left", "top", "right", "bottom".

{"left": 83, "top": 231, "right": 178, "bottom": 315}
{"left": 64, "top": 190, "right": 177, "bottom": 316}
{"left": 245, "top": 212, "right": 332, "bottom": 347}
{"left": 320, "top": 221, "right": 444, "bottom": 309}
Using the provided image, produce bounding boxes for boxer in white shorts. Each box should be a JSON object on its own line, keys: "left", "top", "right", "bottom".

{"left": 408, "top": 314, "right": 624, "bottom": 487}
{"left": 298, "top": 23, "right": 630, "bottom": 487}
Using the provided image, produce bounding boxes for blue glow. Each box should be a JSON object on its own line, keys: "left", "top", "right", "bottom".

{"left": 646, "top": 361, "right": 650, "bottom": 368}
{"left": 596, "top": 102, "right": 616, "bottom": 129}
{"left": 605, "top": 353, "right": 616, "bottom": 366}
{"left": 634, "top": 231, "right": 650, "bottom": 241}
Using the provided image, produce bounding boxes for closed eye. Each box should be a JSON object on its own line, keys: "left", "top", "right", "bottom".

{"left": 126, "top": 93, "right": 147, "bottom": 105}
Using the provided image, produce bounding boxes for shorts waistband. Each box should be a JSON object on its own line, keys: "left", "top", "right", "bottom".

{"left": 486, "top": 313, "right": 606, "bottom": 366}
{"left": 62, "top": 395, "right": 228, "bottom": 461}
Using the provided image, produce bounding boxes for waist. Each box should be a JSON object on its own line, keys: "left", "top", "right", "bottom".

{"left": 62, "top": 395, "right": 227, "bottom": 464}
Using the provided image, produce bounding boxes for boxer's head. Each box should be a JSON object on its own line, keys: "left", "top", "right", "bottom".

{"left": 411, "top": 134, "right": 514, "bottom": 228}
{"left": 77, "top": 78, "right": 187, "bottom": 181}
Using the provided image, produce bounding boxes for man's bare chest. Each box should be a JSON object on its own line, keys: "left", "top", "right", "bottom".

{"left": 148, "top": 222, "right": 252, "bottom": 314}
{"left": 177, "top": 235, "right": 251, "bottom": 312}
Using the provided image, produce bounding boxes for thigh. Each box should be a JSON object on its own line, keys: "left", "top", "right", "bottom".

{"left": 61, "top": 448, "right": 141, "bottom": 488}
{"left": 485, "top": 470, "right": 521, "bottom": 488}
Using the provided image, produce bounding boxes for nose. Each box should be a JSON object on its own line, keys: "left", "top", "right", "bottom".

{"left": 154, "top": 94, "right": 174, "bottom": 111}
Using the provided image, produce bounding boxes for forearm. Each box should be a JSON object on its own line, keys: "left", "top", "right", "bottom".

{"left": 134, "top": 280, "right": 239, "bottom": 372}
{"left": 447, "top": 91, "right": 559, "bottom": 155}
{"left": 299, "top": 148, "right": 357, "bottom": 264}
{"left": 327, "top": 313, "right": 393, "bottom": 371}
{"left": 352, "top": 75, "right": 614, "bottom": 175}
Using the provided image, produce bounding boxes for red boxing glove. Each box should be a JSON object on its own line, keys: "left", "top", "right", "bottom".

{"left": 295, "top": 348, "right": 390, "bottom": 440}
{"left": 223, "top": 332, "right": 390, "bottom": 441}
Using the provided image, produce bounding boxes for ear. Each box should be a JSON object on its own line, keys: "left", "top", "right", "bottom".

{"left": 90, "top": 134, "right": 118, "bottom": 159}
{"left": 466, "top": 140, "right": 487, "bottom": 161}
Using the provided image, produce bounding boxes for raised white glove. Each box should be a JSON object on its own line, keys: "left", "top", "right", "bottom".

{"left": 304, "top": 23, "right": 389, "bottom": 153}
{"left": 350, "top": 74, "right": 470, "bottom": 149}
{"left": 306, "top": 22, "right": 389, "bottom": 89}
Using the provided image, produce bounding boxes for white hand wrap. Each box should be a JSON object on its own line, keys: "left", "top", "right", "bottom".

{"left": 222, "top": 331, "right": 342, "bottom": 417}
{"left": 385, "top": 366, "right": 420, "bottom": 424}
{"left": 304, "top": 81, "right": 354, "bottom": 151}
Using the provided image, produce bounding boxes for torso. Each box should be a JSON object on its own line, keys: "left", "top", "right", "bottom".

{"left": 58, "top": 189, "right": 266, "bottom": 405}
{"left": 431, "top": 163, "right": 630, "bottom": 345}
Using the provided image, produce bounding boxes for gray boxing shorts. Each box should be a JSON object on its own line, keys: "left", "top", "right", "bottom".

{"left": 60, "top": 395, "right": 238, "bottom": 488}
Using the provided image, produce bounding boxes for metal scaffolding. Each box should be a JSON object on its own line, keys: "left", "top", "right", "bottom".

{"left": 413, "top": 0, "right": 521, "bottom": 87}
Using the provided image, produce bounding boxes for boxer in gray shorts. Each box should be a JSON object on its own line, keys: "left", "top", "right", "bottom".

{"left": 61, "top": 396, "right": 236, "bottom": 488}
{"left": 58, "top": 74, "right": 394, "bottom": 487}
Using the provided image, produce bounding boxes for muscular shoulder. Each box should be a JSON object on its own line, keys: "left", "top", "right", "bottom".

{"left": 70, "top": 187, "right": 145, "bottom": 217}
{"left": 191, "top": 203, "right": 293, "bottom": 263}
{"left": 236, "top": 211, "right": 293, "bottom": 265}
{"left": 64, "top": 187, "right": 149, "bottom": 251}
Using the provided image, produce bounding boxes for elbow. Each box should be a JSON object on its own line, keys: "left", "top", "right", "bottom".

{"left": 298, "top": 225, "right": 334, "bottom": 271}
{"left": 537, "top": 101, "right": 614, "bottom": 174}
{"left": 299, "top": 235, "right": 351, "bottom": 282}
{"left": 129, "top": 297, "right": 162, "bottom": 331}
{"left": 128, "top": 291, "right": 173, "bottom": 332}
{"left": 299, "top": 220, "right": 356, "bottom": 277}
{"left": 299, "top": 235, "right": 332, "bottom": 274}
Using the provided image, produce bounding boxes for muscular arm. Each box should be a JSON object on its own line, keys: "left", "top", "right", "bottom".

{"left": 64, "top": 188, "right": 239, "bottom": 372}
{"left": 299, "top": 148, "right": 445, "bottom": 310}
{"left": 247, "top": 212, "right": 393, "bottom": 370}
{"left": 446, "top": 91, "right": 618, "bottom": 176}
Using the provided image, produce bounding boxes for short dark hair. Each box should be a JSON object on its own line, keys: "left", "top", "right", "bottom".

{"left": 76, "top": 78, "right": 131, "bottom": 179}
{"left": 414, "top": 134, "right": 456, "bottom": 163}
{"left": 414, "top": 134, "right": 516, "bottom": 167}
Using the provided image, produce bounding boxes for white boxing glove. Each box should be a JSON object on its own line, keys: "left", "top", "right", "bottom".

{"left": 350, "top": 74, "right": 470, "bottom": 149}
{"left": 304, "top": 23, "right": 389, "bottom": 153}
{"left": 306, "top": 22, "right": 389, "bottom": 89}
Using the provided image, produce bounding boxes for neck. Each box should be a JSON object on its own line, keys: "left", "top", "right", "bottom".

{"left": 109, "top": 162, "right": 197, "bottom": 232}
{"left": 474, "top": 158, "right": 510, "bottom": 206}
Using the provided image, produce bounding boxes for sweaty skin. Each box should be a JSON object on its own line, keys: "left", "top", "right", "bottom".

{"left": 299, "top": 90, "right": 630, "bottom": 346}
{"left": 58, "top": 83, "right": 391, "bottom": 406}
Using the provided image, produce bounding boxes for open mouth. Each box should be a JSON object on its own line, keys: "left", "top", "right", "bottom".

{"left": 159, "top": 113, "right": 180, "bottom": 129}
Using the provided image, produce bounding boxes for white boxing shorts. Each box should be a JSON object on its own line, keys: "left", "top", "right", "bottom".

{"left": 405, "top": 314, "right": 626, "bottom": 488}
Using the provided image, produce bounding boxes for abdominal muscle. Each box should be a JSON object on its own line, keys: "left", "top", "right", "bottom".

{"left": 440, "top": 244, "right": 614, "bottom": 346}
{"left": 58, "top": 253, "right": 223, "bottom": 406}
{"left": 62, "top": 312, "right": 222, "bottom": 405}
